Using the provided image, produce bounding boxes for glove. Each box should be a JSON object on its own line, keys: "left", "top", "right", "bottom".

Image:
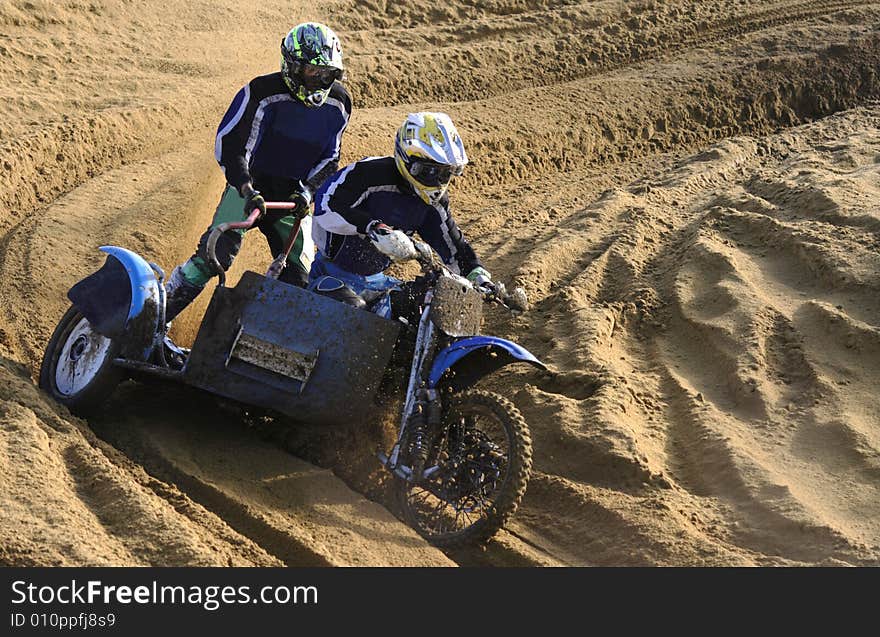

{"left": 467, "top": 266, "right": 496, "bottom": 293}
{"left": 413, "top": 240, "right": 434, "bottom": 261}
{"left": 240, "top": 183, "right": 266, "bottom": 218}
{"left": 288, "top": 181, "right": 313, "bottom": 219}
{"left": 366, "top": 220, "right": 418, "bottom": 262}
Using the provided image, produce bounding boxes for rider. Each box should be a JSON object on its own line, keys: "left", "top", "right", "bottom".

{"left": 163, "top": 22, "right": 351, "bottom": 322}
{"left": 308, "top": 111, "right": 495, "bottom": 319}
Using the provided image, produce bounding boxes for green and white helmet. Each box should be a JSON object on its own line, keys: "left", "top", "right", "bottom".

{"left": 394, "top": 112, "right": 468, "bottom": 205}
{"left": 281, "top": 22, "right": 344, "bottom": 107}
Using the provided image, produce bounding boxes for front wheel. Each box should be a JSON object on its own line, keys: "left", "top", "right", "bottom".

{"left": 396, "top": 390, "right": 533, "bottom": 547}
{"left": 39, "top": 306, "right": 123, "bottom": 415}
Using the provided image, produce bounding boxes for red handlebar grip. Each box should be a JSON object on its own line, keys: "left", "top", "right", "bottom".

{"left": 264, "top": 201, "right": 298, "bottom": 210}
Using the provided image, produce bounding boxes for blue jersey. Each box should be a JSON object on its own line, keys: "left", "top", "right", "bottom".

{"left": 214, "top": 72, "right": 351, "bottom": 199}
{"left": 312, "top": 156, "right": 482, "bottom": 276}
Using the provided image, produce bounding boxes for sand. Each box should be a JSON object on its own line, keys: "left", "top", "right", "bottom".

{"left": 1, "top": 0, "right": 878, "bottom": 565}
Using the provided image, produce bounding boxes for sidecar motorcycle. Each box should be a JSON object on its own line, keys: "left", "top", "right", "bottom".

{"left": 39, "top": 204, "right": 545, "bottom": 546}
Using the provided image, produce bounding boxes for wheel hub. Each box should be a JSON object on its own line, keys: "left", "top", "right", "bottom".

{"left": 69, "top": 335, "right": 88, "bottom": 361}
{"left": 55, "top": 317, "right": 113, "bottom": 397}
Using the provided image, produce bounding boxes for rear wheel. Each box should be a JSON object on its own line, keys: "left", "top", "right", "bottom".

{"left": 396, "top": 390, "right": 532, "bottom": 547}
{"left": 39, "top": 306, "right": 123, "bottom": 415}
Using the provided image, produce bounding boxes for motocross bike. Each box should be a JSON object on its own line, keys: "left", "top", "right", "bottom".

{"left": 39, "top": 203, "right": 545, "bottom": 546}
{"left": 363, "top": 237, "right": 543, "bottom": 546}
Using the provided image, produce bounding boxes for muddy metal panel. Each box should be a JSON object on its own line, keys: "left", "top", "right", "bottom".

{"left": 183, "top": 271, "right": 400, "bottom": 426}
{"left": 429, "top": 275, "right": 483, "bottom": 337}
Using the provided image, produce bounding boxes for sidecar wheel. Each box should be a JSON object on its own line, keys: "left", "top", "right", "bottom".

{"left": 39, "top": 306, "right": 123, "bottom": 415}
{"left": 395, "top": 390, "right": 532, "bottom": 547}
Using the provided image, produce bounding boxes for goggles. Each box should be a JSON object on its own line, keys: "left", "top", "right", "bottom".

{"left": 300, "top": 64, "right": 343, "bottom": 89}
{"left": 408, "top": 160, "right": 464, "bottom": 187}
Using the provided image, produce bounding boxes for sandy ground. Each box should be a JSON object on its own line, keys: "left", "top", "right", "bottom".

{"left": 1, "top": 0, "right": 879, "bottom": 565}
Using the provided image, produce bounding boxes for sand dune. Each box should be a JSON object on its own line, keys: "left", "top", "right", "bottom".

{"left": 1, "top": 0, "right": 878, "bottom": 565}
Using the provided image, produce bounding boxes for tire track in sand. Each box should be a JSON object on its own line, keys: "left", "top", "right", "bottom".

{"left": 338, "top": 0, "right": 880, "bottom": 105}
{"left": 88, "top": 385, "right": 455, "bottom": 567}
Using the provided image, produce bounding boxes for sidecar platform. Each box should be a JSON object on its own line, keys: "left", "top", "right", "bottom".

{"left": 182, "top": 271, "right": 400, "bottom": 426}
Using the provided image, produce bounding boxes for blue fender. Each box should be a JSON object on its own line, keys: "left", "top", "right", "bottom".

{"left": 67, "top": 246, "right": 161, "bottom": 359}
{"left": 427, "top": 336, "right": 546, "bottom": 391}
{"left": 99, "top": 246, "right": 161, "bottom": 324}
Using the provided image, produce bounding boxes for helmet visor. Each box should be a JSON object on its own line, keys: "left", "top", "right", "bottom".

{"left": 301, "top": 64, "right": 343, "bottom": 89}
{"left": 408, "top": 160, "right": 463, "bottom": 187}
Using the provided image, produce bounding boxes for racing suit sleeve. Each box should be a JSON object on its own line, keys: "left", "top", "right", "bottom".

{"left": 304, "top": 83, "right": 352, "bottom": 197}
{"left": 313, "top": 160, "right": 381, "bottom": 236}
{"left": 418, "top": 196, "right": 482, "bottom": 276}
{"left": 213, "top": 83, "right": 258, "bottom": 193}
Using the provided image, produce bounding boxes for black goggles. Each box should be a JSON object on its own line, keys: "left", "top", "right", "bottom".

{"left": 408, "top": 160, "right": 463, "bottom": 187}
{"left": 301, "top": 64, "right": 343, "bottom": 88}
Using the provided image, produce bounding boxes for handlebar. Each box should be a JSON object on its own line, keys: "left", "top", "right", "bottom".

{"left": 207, "top": 201, "right": 299, "bottom": 287}
{"left": 410, "top": 240, "right": 529, "bottom": 313}
{"left": 488, "top": 282, "right": 530, "bottom": 313}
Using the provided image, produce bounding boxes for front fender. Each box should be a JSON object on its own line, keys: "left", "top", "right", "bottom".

{"left": 427, "top": 336, "right": 546, "bottom": 392}
{"left": 67, "top": 246, "right": 160, "bottom": 359}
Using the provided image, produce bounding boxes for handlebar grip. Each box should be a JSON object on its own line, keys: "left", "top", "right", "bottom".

{"left": 265, "top": 202, "right": 299, "bottom": 210}
{"left": 505, "top": 286, "right": 530, "bottom": 312}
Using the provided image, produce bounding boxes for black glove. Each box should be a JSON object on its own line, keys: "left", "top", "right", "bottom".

{"left": 240, "top": 183, "right": 266, "bottom": 217}
{"left": 288, "top": 184, "right": 312, "bottom": 219}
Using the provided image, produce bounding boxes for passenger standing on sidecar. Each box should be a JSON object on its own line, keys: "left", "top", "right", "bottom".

{"left": 163, "top": 22, "right": 351, "bottom": 322}
{"left": 309, "top": 111, "right": 495, "bottom": 319}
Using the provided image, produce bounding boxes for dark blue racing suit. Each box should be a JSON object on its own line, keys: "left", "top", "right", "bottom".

{"left": 215, "top": 72, "right": 350, "bottom": 199}
{"left": 309, "top": 156, "right": 483, "bottom": 317}
{"left": 181, "top": 72, "right": 352, "bottom": 288}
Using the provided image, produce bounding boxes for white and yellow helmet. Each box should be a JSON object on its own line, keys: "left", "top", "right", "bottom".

{"left": 394, "top": 112, "right": 468, "bottom": 205}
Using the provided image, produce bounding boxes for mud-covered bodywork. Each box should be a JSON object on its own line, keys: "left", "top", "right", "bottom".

{"left": 67, "top": 246, "right": 160, "bottom": 359}
{"left": 184, "top": 271, "right": 400, "bottom": 426}
{"left": 429, "top": 275, "right": 483, "bottom": 337}
{"left": 425, "top": 274, "right": 545, "bottom": 390}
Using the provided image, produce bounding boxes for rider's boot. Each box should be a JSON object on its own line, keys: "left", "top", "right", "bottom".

{"left": 164, "top": 264, "right": 205, "bottom": 323}
{"left": 160, "top": 265, "right": 204, "bottom": 370}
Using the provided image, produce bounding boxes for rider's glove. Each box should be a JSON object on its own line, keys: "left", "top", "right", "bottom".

{"left": 467, "top": 266, "right": 496, "bottom": 294}
{"left": 287, "top": 181, "right": 312, "bottom": 219}
{"left": 240, "top": 183, "right": 266, "bottom": 218}
{"left": 367, "top": 220, "right": 418, "bottom": 262}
